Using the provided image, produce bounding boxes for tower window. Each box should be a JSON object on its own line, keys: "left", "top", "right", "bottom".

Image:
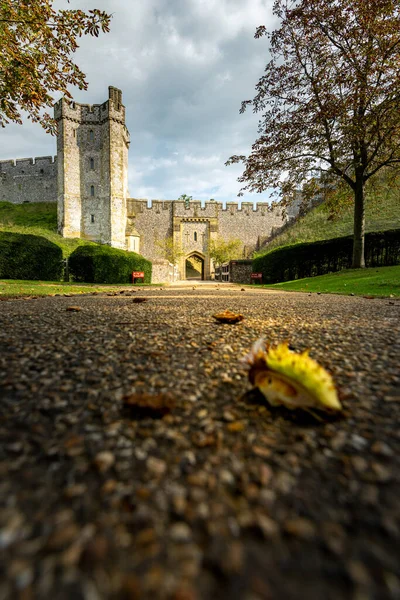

{"left": 90, "top": 214, "right": 95, "bottom": 223}
{"left": 90, "top": 185, "right": 95, "bottom": 197}
{"left": 73, "top": 129, "right": 76, "bottom": 138}
{"left": 90, "top": 158, "right": 94, "bottom": 170}
{"left": 89, "top": 130, "right": 94, "bottom": 142}
{"left": 194, "top": 232, "right": 197, "bottom": 241}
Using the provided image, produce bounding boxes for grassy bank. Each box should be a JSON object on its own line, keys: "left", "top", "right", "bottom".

{"left": 261, "top": 265, "right": 400, "bottom": 297}
{"left": 0, "top": 202, "right": 95, "bottom": 257}
{"left": 0, "top": 280, "right": 151, "bottom": 297}
{"left": 261, "top": 173, "right": 400, "bottom": 254}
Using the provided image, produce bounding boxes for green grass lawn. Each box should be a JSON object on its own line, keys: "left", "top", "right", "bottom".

{"left": 260, "top": 172, "right": 400, "bottom": 254}
{"left": 0, "top": 201, "right": 96, "bottom": 257}
{"left": 0, "top": 280, "right": 151, "bottom": 297}
{"left": 261, "top": 265, "right": 400, "bottom": 297}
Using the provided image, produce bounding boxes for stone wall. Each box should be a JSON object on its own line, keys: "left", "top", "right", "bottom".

{"left": 218, "top": 202, "right": 286, "bottom": 256}
{"left": 229, "top": 260, "right": 253, "bottom": 284}
{"left": 108, "top": 89, "right": 130, "bottom": 249}
{"left": 55, "top": 86, "right": 129, "bottom": 247}
{"left": 128, "top": 200, "right": 172, "bottom": 261}
{"left": 128, "top": 199, "right": 289, "bottom": 277}
{"left": 151, "top": 259, "right": 179, "bottom": 284}
{"left": 0, "top": 86, "right": 299, "bottom": 282}
{"left": 0, "top": 156, "right": 57, "bottom": 204}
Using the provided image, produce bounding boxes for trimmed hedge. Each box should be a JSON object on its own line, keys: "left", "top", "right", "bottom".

{"left": 253, "top": 228, "right": 400, "bottom": 284}
{"left": 0, "top": 232, "right": 63, "bottom": 280}
{"left": 69, "top": 244, "right": 152, "bottom": 284}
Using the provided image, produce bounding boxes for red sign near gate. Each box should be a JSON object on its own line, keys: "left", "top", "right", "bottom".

{"left": 132, "top": 271, "right": 145, "bottom": 283}
{"left": 251, "top": 273, "right": 262, "bottom": 279}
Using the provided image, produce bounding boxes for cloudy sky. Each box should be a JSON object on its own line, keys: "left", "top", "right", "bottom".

{"left": 1, "top": 0, "right": 277, "bottom": 204}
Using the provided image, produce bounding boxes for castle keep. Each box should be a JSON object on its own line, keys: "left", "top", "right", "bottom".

{"left": 0, "top": 86, "right": 292, "bottom": 280}
{"left": 55, "top": 86, "right": 129, "bottom": 249}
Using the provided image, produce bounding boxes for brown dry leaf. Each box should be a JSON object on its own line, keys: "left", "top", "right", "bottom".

{"left": 213, "top": 310, "right": 244, "bottom": 324}
{"left": 66, "top": 306, "right": 82, "bottom": 312}
{"left": 192, "top": 433, "right": 216, "bottom": 448}
{"left": 122, "top": 392, "right": 175, "bottom": 418}
{"left": 227, "top": 421, "right": 245, "bottom": 432}
{"left": 63, "top": 435, "right": 84, "bottom": 449}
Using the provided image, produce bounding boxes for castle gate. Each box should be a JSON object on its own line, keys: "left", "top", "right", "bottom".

{"left": 178, "top": 219, "right": 211, "bottom": 280}
{"left": 185, "top": 252, "right": 205, "bottom": 280}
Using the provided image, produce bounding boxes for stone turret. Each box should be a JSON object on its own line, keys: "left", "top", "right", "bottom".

{"left": 54, "top": 86, "right": 130, "bottom": 248}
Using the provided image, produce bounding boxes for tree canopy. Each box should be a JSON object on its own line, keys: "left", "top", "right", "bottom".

{"left": 155, "top": 235, "right": 184, "bottom": 266}
{"left": 227, "top": 0, "right": 400, "bottom": 267}
{"left": 209, "top": 237, "right": 243, "bottom": 267}
{"left": 0, "top": 0, "right": 111, "bottom": 133}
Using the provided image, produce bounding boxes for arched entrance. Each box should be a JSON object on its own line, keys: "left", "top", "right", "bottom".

{"left": 185, "top": 253, "right": 204, "bottom": 280}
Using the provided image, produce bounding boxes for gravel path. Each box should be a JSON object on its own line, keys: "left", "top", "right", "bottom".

{"left": 1, "top": 285, "right": 399, "bottom": 600}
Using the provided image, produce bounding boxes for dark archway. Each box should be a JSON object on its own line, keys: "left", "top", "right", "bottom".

{"left": 185, "top": 253, "right": 204, "bottom": 280}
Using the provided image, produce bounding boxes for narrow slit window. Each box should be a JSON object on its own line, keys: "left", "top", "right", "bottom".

{"left": 90, "top": 158, "right": 94, "bottom": 170}
{"left": 73, "top": 129, "right": 76, "bottom": 138}
{"left": 90, "top": 214, "right": 95, "bottom": 223}
{"left": 90, "top": 185, "right": 95, "bottom": 197}
{"left": 194, "top": 232, "right": 197, "bottom": 241}
{"left": 89, "top": 130, "right": 94, "bottom": 141}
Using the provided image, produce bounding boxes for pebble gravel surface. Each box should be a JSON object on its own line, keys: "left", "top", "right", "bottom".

{"left": 0, "top": 284, "right": 399, "bottom": 600}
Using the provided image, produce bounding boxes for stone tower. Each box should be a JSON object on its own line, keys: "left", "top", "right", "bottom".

{"left": 54, "top": 86, "right": 130, "bottom": 248}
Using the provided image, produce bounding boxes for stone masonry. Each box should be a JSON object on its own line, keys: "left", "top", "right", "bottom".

{"left": 129, "top": 199, "right": 286, "bottom": 279}
{"left": 0, "top": 156, "right": 57, "bottom": 204}
{"left": 55, "top": 86, "right": 130, "bottom": 249}
{"left": 0, "top": 86, "right": 297, "bottom": 280}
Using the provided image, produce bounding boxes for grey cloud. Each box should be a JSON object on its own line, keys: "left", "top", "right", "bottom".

{"left": 0, "top": 0, "right": 275, "bottom": 203}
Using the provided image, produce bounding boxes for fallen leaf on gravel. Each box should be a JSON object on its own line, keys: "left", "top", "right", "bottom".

{"left": 242, "top": 339, "right": 342, "bottom": 414}
{"left": 227, "top": 421, "right": 245, "bottom": 432}
{"left": 191, "top": 433, "right": 216, "bottom": 448}
{"left": 132, "top": 297, "right": 148, "bottom": 303}
{"left": 64, "top": 435, "right": 84, "bottom": 449}
{"left": 213, "top": 310, "right": 244, "bottom": 324}
{"left": 122, "top": 392, "right": 175, "bottom": 418}
{"left": 66, "top": 306, "right": 82, "bottom": 312}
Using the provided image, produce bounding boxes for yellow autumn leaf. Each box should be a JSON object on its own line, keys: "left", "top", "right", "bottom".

{"left": 242, "top": 339, "right": 342, "bottom": 413}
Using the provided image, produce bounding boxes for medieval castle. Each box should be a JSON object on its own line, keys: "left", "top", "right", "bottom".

{"left": 0, "top": 86, "right": 297, "bottom": 280}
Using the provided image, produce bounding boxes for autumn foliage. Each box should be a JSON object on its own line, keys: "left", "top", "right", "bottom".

{"left": 0, "top": 0, "right": 111, "bottom": 133}
{"left": 227, "top": 0, "right": 400, "bottom": 267}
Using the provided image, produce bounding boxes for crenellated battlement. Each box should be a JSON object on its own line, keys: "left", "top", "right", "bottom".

{"left": 130, "top": 197, "right": 288, "bottom": 275}
{"left": 0, "top": 156, "right": 57, "bottom": 170}
{"left": 127, "top": 198, "right": 278, "bottom": 216}
{"left": 1, "top": 84, "right": 295, "bottom": 273}
{"left": 0, "top": 155, "right": 57, "bottom": 203}
{"left": 54, "top": 86, "right": 126, "bottom": 126}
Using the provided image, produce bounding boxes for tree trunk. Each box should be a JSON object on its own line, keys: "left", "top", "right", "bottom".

{"left": 352, "top": 177, "right": 366, "bottom": 268}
